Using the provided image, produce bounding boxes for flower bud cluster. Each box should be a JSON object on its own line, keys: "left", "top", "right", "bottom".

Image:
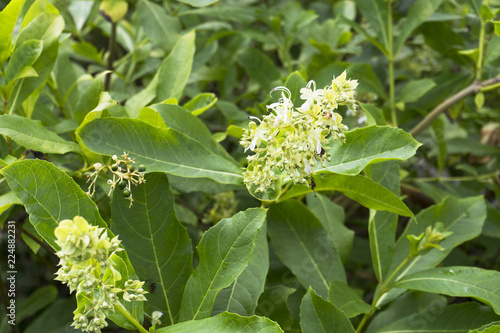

{"left": 240, "top": 71, "right": 358, "bottom": 192}
{"left": 86, "top": 152, "right": 147, "bottom": 207}
{"left": 54, "top": 216, "right": 147, "bottom": 333}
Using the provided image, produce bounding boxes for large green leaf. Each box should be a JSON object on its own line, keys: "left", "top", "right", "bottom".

{"left": 154, "top": 31, "right": 196, "bottom": 103}
{"left": 470, "top": 322, "right": 500, "bottom": 333}
{"left": 7, "top": 12, "right": 64, "bottom": 113}
{"left": 300, "top": 288, "right": 355, "bottom": 333}
{"left": 267, "top": 200, "right": 346, "bottom": 298}
{"left": 279, "top": 174, "right": 413, "bottom": 217}
{"left": 0, "top": 0, "right": 26, "bottom": 65}
{"left": 137, "top": 0, "right": 180, "bottom": 52}
{"left": 110, "top": 173, "right": 192, "bottom": 325}
{"left": 387, "top": 196, "right": 486, "bottom": 288}
{"left": 212, "top": 222, "right": 269, "bottom": 316}
{"left": 157, "top": 312, "right": 283, "bottom": 333}
{"left": 0, "top": 114, "right": 81, "bottom": 154}
{"left": 77, "top": 117, "right": 244, "bottom": 186}
{"left": 375, "top": 302, "right": 499, "bottom": 333}
{"left": 320, "top": 126, "right": 421, "bottom": 175}
{"left": 328, "top": 281, "right": 373, "bottom": 318}
{"left": 366, "top": 161, "right": 400, "bottom": 284}
{"left": 306, "top": 193, "right": 353, "bottom": 262}
{"left": 393, "top": 267, "right": 500, "bottom": 315}
{"left": 149, "top": 104, "right": 235, "bottom": 163}
{"left": 0, "top": 160, "right": 106, "bottom": 249}
{"left": 395, "top": 0, "right": 443, "bottom": 55}
{"left": 179, "top": 208, "right": 267, "bottom": 321}
{"left": 465, "top": 0, "right": 483, "bottom": 16}
{"left": 4, "top": 40, "right": 43, "bottom": 84}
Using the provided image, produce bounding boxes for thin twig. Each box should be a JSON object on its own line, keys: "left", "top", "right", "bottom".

{"left": 409, "top": 77, "right": 500, "bottom": 137}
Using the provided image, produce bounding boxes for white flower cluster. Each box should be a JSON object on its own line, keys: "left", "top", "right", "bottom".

{"left": 54, "top": 216, "right": 147, "bottom": 333}
{"left": 240, "top": 71, "right": 358, "bottom": 193}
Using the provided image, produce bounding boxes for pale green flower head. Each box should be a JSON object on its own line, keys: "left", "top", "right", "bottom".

{"left": 240, "top": 72, "right": 358, "bottom": 194}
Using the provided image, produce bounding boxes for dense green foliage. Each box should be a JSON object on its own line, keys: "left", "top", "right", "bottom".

{"left": 1, "top": 0, "right": 500, "bottom": 332}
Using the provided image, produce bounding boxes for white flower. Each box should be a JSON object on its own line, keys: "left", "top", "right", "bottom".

{"left": 300, "top": 80, "right": 324, "bottom": 112}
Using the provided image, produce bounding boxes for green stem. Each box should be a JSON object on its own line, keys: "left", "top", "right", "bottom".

{"left": 409, "top": 76, "right": 500, "bottom": 137}
{"left": 114, "top": 302, "right": 149, "bottom": 333}
{"left": 477, "top": 20, "right": 486, "bottom": 80}
{"left": 387, "top": 1, "right": 397, "bottom": 127}
{"left": 104, "top": 21, "right": 117, "bottom": 91}
{"left": 356, "top": 254, "right": 414, "bottom": 332}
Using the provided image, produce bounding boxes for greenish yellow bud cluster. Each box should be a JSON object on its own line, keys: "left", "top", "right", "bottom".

{"left": 86, "top": 152, "right": 147, "bottom": 207}
{"left": 240, "top": 71, "right": 358, "bottom": 192}
{"left": 407, "top": 222, "right": 453, "bottom": 258}
{"left": 54, "top": 216, "right": 147, "bottom": 333}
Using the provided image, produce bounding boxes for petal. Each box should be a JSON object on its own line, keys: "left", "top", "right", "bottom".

{"left": 300, "top": 98, "right": 313, "bottom": 112}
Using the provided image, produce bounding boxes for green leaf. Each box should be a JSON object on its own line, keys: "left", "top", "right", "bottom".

{"left": 23, "top": 298, "right": 75, "bottom": 333}
{"left": 321, "top": 126, "right": 421, "bottom": 175}
{"left": 328, "top": 281, "right": 373, "bottom": 318}
{"left": 268, "top": 200, "right": 346, "bottom": 298}
{"left": 111, "top": 173, "right": 193, "bottom": 325}
{"left": 179, "top": 208, "right": 267, "bottom": 321}
{"left": 17, "top": 286, "right": 57, "bottom": 322}
{"left": 149, "top": 103, "right": 237, "bottom": 164}
{"left": 346, "top": 63, "right": 387, "bottom": 100}
{"left": 366, "top": 291, "right": 446, "bottom": 332}
{"left": 337, "top": 16, "right": 388, "bottom": 57}
{"left": 360, "top": 103, "right": 387, "bottom": 126}
{"left": 237, "top": 48, "right": 280, "bottom": 92}
{"left": 71, "top": 42, "right": 103, "bottom": 64}
{"left": 77, "top": 117, "right": 244, "bottom": 186}
{"left": 431, "top": 116, "right": 447, "bottom": 175}
{"left": 284, "top": 71, "right": 307, "bottom": 107}
{"left": 485, "top": 36, "right": 500, "bottom": 65}
{"left": 0, "top": 160, "right": 106, "bottom": 249}
{"left": 395, "top": 0, "right": 443, "bottom": 56}
{"left": 5, "top": 40, "right": 43, "bottom": 84}
{"left": 470, "top": 321, "right": 500, "bottom": 333}
{"left": 157, "top": 312, "right": 283, "bottom": 333}
{"left": 0, "top": 114, "right": 81, "bottom": 154}
{"left": 137, "top": 0, "right": 181, "bottom": 52}
{"left": 398, "top": 79, "right": 437, "bottom": 104}
{"left": 213, "top": 222, "right": 269, "bottom": 316}
{"left": 375, "top": 302, "right": 499, "bottom": 333}
{"left": 75, "top": 76, "right": 105, "bottom": 124}
{"left": 154, "top": 30, "right": 196, "bottom": 103}
{"left": 279, "top": 174, "right": 413, "bottom": 217}
{"left": 7, "top": 12, "right": 64, "bottom": 113}
{"left": 465, "top": 0, "right": 483, "bottom": 16}
{"left": 354, "top": 0, "right": 389, "bottom": 52}
{"left": 68, "top": 0, "right": 94, "bottom": 32}
{"left": 183, "top": 93, "right": 218, "bottom": 116}
{"left": 365, "top": 161, "right": 400, "bottom": 283}
{"left": 138, "top": 107, "right": 167, "bottom": 128}
{"left": 0, "top": 0, "right": 26, "bottom": 65}
{"left": 306, "top": 193, "right": 353, "bottom": 262}
{"left": 178, "top": 0, "right": 220, "bottom": 7}
{"left": 393, "top": 267, "right": 500, "bottom": 315}
{"left": 256, "top": 286, "right": 296, "bottom": 330}
{"left": 388, "top": 196, "right": 486, "bottom": 283}
{"left": 300, "top": 288, "right": 355, "bottom": 333}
